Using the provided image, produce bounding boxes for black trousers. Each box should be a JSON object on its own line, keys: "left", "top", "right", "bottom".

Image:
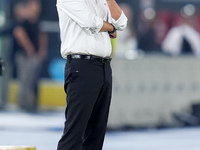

{"left": 57, "top": 57, "right": 112, "bottom": 150}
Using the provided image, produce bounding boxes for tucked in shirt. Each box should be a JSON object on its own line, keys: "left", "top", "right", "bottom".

{"left": 56, "top": 0, "right": 127, "bottom": 59}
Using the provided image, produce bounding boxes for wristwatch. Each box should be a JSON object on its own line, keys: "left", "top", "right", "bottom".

{"left": 108, "top": 24, "right": 116, "bottom": 34}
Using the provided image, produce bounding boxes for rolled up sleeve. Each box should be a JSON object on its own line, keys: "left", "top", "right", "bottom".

{"left": 112, "top": 11, "right": 128, "bottom": 31}
{"left": 57, "top": 0, "right": 103, "bottom": 34}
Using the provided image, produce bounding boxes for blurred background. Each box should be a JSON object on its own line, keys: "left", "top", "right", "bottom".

{"left": 1, "top": 0, "right": 200, "bottom": 149}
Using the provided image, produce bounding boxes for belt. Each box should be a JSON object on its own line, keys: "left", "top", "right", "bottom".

{"left": 67, "top": 54, "right": 112, "bottom": 63}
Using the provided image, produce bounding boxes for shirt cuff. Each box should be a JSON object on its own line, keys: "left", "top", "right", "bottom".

{"left": 112, "top": 11, "right": 128, "bottom": 31}
{"left": 89, "top": 17, "right": 104, "bottom": 34}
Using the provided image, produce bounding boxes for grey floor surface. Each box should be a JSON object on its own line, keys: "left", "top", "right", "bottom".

{"left": 1, "top": 111, "right": 200, "bottom": 150}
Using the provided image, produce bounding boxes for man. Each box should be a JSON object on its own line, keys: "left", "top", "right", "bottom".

{"left": 14, "top": 0, "right": 48, "bottom": 112}
{"left": 56, "top": 0, "right": 127, "bottom": 149}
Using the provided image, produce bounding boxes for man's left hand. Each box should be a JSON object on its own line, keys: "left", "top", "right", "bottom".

{"left": 109, "top": 31, "right": 117, "bottom": 39}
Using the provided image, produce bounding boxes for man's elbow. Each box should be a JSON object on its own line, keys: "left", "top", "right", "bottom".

{"left": 112, "top": 12, "right": 128, "bottom": 31}
{"left": 114, "top": 21, "right": 127, "bottom": 31}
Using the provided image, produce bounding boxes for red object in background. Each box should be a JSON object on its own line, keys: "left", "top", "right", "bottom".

{"left": 154, "top": 11, "right": 183, "bottom": 44}
{"left": 196, "top": 14, "right": 200, "bottom": 33}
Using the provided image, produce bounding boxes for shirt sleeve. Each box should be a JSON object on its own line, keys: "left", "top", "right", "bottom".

{"left": 56, "top": 0, "right": 103, "bottom": 34}
{"left": 111, "top": 11, "right": 128, "bottom": 31}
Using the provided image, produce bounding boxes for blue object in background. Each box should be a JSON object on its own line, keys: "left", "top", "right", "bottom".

{"left": 49, "top": 58, "right": 66, "bottom": 82}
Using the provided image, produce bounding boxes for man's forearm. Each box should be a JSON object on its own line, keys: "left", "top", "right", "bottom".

{"left": 99, "top": 21, "right": 117, "bottom": 39}
{"left": 99, "top": 21, "right": 114, "bottom": 32}
{"left": 107, "top": 0, "right": 122, "bottom": 21}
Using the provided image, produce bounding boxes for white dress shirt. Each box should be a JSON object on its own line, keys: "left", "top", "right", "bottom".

{"left": 56, "top": 0, "right": 127, "bottom": 59}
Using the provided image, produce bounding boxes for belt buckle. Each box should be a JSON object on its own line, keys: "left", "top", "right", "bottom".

{"left": 73, "top": 55, "right": 81, "bottom": 59}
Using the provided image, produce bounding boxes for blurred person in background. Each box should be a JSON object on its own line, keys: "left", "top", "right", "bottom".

{"left": 114, "top": 3, "right": 137, "bottom": 59}
{"left": 162, "top": 4, "right": 200, "bottom": 57}
{"left": 0, "top": 1, "right": 28, "bottom": 109}
{"left": 0, "top": 1, "right": 28, "bottom": 77}
{"left": 56, "top": 0, "right": 127, "bottom": 149}
{"left": 14, "top": 0, "right": 48, "bottom": 112}
{"left": 137, "top": 8, "right": 160, "bottom": 53}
